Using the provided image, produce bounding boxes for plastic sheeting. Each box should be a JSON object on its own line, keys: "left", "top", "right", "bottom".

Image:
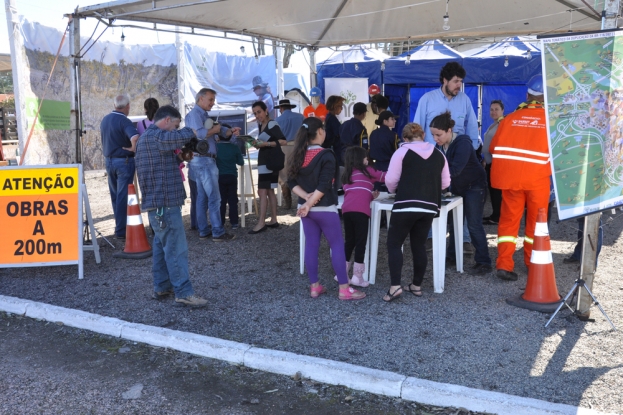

{"left": 463, "top": 37, "right": 541, "bottom": 84}
{"left": 316, "top": 47, "right": 388, "bottom": 101}
{"left": 383, "top": 41, "right": 464, "bottom": 85}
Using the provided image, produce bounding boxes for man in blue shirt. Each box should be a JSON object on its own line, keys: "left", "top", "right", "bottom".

{"left": 100, "top": 93, "right": 139, "bottom": 239}
{"left": 413, "top": 62, "right": 480, "bottom": 150}
{"left": 135, "top": 105, "right": 207, "bottom": 307}
{"left": 275, "top": 98, "right": 304, "bottom": 209}
{"left": 185, "top": 88, "right": 240, "bottom": 241}
{"left": 413, "top": 62, "right": 478, "bottom": 254}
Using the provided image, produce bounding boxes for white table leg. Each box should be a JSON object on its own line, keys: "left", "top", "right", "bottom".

{"left": 363, "top": 217, "right": 371, "bottom": 282}
{"left": 368, "top": 203, "right": 382, "bottom": 285}
{"left": 433, "top": 208, "right": 448, "bottom": 294}
{"left": 239, "top": 166, "right": 246, "bottom": 228}
{"left": 454, "top": 202, "right": 464, "bottom": 273}
{"left": 299, "top": 219, "right": 305, "bottom": 275}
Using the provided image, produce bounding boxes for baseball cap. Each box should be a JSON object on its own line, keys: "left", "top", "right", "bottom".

{"left": 375, "top": 110, "right": 397, "bottom": 125}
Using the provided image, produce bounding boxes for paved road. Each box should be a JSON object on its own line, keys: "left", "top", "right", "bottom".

{"left": 0, "top": 312, "right": 483, "bottom": 415}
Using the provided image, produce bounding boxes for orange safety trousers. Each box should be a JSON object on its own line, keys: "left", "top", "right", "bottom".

{"left": 496, "top": 181, "right": 551, "bottom": 272}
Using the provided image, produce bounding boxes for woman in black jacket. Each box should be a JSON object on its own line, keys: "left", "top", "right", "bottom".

{"left": 324, "top": 95, "right": 345, "bottom": 165}
{"left": 430, "top": 111, "right": 492, "bottom": 275}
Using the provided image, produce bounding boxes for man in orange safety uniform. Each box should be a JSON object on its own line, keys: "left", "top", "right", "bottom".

{"left": 490, "top": 75, "right": 552, "bottom": 281}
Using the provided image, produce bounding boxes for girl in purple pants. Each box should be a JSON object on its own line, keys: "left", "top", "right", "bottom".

{"left": 287, "top": 117, "right": 366, "bottom": 301}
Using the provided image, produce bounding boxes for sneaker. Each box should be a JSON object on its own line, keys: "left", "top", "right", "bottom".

{"left": 425, "top": 239, "right": 433, "bottom": 252}
{"left": 199, "top": 231, "right": 212, "bottom": 239}
{"left": 496, "top": 269, "right": 518, "bottom": 281}
{"left": 115, "top": 234, "right": 126, "bottom": 240}
{"left": 231, "top": 224, "right": 239, "bottom": 230}
{"left": 213, "top": 233, "right": 236, "bottom": 242}
{"left": 175, "top": 295, "right": 208, "bottom": 307}
{"left": 152, "top": 288, "right": 174, "bottom": 300}
{"left": 468, "top": 263, "right": 493, "bottom": 276}
{"left": 463, "top": 242, "right": 474, "bottom": 255}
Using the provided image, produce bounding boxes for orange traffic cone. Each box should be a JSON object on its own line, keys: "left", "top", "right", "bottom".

{"left": 113, "top": 184, "right": 152, "bottom": 259}
{"left": 506, "top": 207, "right": 561, "bottom": 313}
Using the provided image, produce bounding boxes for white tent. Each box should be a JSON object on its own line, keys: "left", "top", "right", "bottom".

{"left": 73, "top": 0, "right": 604, "bottom": 47}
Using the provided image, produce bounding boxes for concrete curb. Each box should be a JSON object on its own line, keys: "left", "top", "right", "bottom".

{"left": 0, "top": 295, "right": 612, "bottom": 415}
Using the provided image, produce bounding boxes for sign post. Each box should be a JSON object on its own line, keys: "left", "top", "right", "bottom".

{"left": 0, "top": 164, "right": 87, "bottom": 278}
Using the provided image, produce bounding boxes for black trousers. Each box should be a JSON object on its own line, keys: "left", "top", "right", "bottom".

{"left": 343, "top": 211, "right": 369, "bottom": 263}
{"left": 485, "top": 163, "right": 502, "bottom": 221}
{"left": 387, "top": 211, "right": 435, "bottom": 286}
{"left": 219, "top": 174, "right": 239, "bottom": 226}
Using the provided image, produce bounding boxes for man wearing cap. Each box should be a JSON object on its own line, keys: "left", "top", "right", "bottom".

{"left": 369, "top": 110, "right": 400, "bottom": 171}
{"left": 275, "top": 98, "right": 304, "bottom": 209}
{"left": 100, "top": 93, "right": 139, "bottom": 240}
{"left": 339, "top": 102, "right": 368, "bottom": 161}
{"left": 363, "top": 93, "right": 390, "bottom": 136}
{"left": 252, "top": 76, "right": 276, "bottom": 117}
{"left": 490, "top": 75, "right": 551, "bottom": 281}
{"left": 303, "top": 87, "right": 328, "bottom": 121}
{"left": 185, "top": 87, "right": 239, "bottom": 242}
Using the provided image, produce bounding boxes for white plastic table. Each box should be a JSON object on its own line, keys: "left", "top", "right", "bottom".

{"left": 368, "top": 196, "right": 464, "bottom": 293}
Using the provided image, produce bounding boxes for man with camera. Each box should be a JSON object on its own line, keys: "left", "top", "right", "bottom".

{"left": 135, "top": 105, "right": 208, "bottom": 307}
{"left": 185, "top": 88, "right": 240, "bottom": 241}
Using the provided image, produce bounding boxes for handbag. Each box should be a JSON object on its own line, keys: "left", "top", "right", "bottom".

{"left": 265, "top": 144, "right": 285, "bottom": 171}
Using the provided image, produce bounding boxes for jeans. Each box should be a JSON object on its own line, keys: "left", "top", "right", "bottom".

{"left": 571, "top": 216, "right": 603, "bottom": 266}
{"left": 189, "top": 178, "right": 198, "bottom": 229}
{"left": 190, "top": 157, "right": 223, "bottom": 237}
{"left": 448, "top": 186, "right": 492, "bottom": 265}
{"left": 105, "top": 157, "right": 135, "bottom": 237}
{"left": 219, "top": 174, "right": 239, "bottom": 226}
{"left": 148, "top": 207, "right": 194, "bottom": 298}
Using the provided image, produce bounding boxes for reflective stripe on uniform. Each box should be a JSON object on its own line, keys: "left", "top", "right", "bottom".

{"left": 498, "top": 236, "right": 517, "bottom": 244}
{"left": 531, "top": 250, "right": 553, "bottom": 264}
{"left": 491, "top": 154, "right": 550, "bottom": 164}
{"left": 494, "top": 146, "right": 550, "bottom": 158}
{"left": 524, "top": 236, "right": 534, "bottom": 244}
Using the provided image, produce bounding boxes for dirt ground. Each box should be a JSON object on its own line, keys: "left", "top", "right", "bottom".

{"left": 0, "top": 312, "right": 489, "bottom": 415}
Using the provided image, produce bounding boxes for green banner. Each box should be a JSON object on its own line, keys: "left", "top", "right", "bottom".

{"left": 543, "top": 31, "right": 623, "bottom": 220}
{"left": 25, "top": 98, "right": 70, "bottom": 131}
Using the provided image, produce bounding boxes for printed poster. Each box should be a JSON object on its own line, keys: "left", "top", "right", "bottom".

{"left": 325, "top": 78, "right": 369, "bottom": 123}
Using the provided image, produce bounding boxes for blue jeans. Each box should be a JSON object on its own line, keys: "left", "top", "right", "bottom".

{"left": 448, "top": 187, "right": 491, "bottom": 265}
{"left": 571, "top": 217, "right": 603, "bottom": 267}
{"left": 189, "top": 178, "right": 198, "bottom": 229}
{"left": 105, "top": 157, "right": 135, "bottom": 237}
{"left": 148, "top": 207, "right": 194, "bottom": 298}
{"left": 190, "top": 157, "right": 224, "bottom": 237}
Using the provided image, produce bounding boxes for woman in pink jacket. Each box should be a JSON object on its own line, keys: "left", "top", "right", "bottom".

{"left": 382, "top": 123, "right": 451, "bottom": 302}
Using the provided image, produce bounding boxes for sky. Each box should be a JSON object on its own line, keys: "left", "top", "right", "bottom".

{"left": 0, "top": 0, "right": 333, "bottom": 76}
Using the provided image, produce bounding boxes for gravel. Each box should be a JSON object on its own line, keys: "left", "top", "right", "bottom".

{"left": 1, "top": 168, "right": 622, "bottom": 414}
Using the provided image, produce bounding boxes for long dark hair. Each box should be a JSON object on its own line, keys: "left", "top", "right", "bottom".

{"left": 287, "top": 117, "right": 324, "bottom": 179}
{"left": 144, "top": 98, "right": 160, "bottom": 121}
{"left": 341, "top": 146, "right": 371, "bottom": 184}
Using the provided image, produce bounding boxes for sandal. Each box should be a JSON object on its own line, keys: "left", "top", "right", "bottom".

{"left": 404, "top": 284, "right": 423, "bottom": 297}
{"left": 339, "top": 286, "right": 366, "bottom": 301}
{"left": 310, "top": 284, "right": 326, "bottom": 298}
{"left": 383, "top": 287, "right": 402, "bottom": 302}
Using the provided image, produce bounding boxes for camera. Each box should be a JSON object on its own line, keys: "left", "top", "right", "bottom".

{"left": 181, "top": 137, "right": 209, "bottom": 157}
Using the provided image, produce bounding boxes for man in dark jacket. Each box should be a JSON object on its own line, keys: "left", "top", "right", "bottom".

{"left": 339, "top": 102, "right": 368, "bottom": 161}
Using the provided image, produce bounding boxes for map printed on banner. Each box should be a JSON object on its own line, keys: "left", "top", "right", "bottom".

{"left": 543, "top": 31, "right": 623, "bottom": 220}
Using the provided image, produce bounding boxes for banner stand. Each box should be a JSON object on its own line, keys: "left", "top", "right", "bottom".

{"left": 80, "top": 183, "right": 100, "bottom": 278}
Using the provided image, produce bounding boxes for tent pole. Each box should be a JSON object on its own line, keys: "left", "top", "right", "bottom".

{"left": 308, "top": 47, "right": 317, "bottom": 89}
{"left": 275, "top": 40, "right": 284, "bottom": 100}
{"left": 69, "top": 13, "right": 82, "bottom": 164}
{"left": 176, "top": 27, "right": 186, "bottom": 118}
{"left": 5, "top": 0, "right": 28, "bottom": 164}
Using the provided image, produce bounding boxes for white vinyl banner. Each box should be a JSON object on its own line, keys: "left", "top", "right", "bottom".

{"left": 183, "top": 42, "right": 277, "bottom": 107}
{"left": 325, "top": 78, "right": 369, "bottom": 122}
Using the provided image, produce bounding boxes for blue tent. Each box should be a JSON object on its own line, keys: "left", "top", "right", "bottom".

{"left": 383, "top": 40, "right": 464, "bottom": 85}
{"left": 316, "top": 46, "right": 388, "bottom": 101}
{"left": 463, "top": 37, "right": 542, "bottom": 135}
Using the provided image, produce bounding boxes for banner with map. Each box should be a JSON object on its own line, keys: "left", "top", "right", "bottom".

{"left": 543, "top": 30, "right": 623, "bottom": 220}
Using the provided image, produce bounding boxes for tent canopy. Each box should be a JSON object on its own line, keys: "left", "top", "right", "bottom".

{"left": 383, "top": 40, "right": 464, "bottom": 85}
{"left": 316, "top": 46, "right": 389, "bottom": 99}
{"left": 74, "top": 0, "right": 602, "bottom": 47}
{"left": 463, "top": 36, "right": 542, "bottom": 84}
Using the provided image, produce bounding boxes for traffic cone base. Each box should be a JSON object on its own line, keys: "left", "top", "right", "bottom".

{"left": 507, "top": 207, "right": 561, "bottom": 313}
{"left": 113, "top": 184, "right": 152, "bottom": 260}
